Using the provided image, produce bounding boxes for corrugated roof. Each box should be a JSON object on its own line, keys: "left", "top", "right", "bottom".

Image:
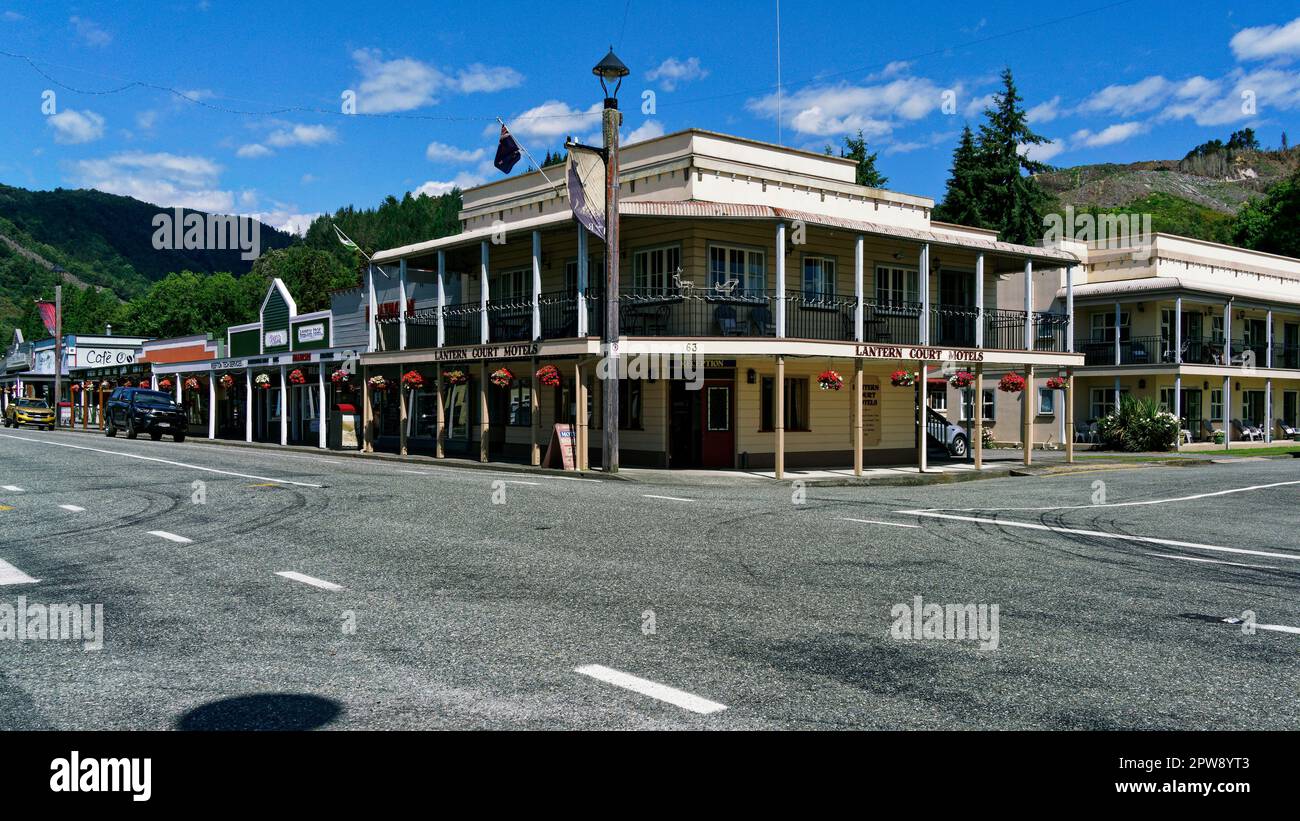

{"left": 1059, "top": 277, "right": 1300, "bottom": 304}
{"left": 373, "top": 199, "right": 1080, "bottom": 265}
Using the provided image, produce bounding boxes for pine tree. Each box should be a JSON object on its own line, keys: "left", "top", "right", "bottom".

{"left": 933, "top": 125, "right": 985, "bottom": 227}
{"left": 974, "top": 68, "right": 1053, "bottom": 245}
{"left": 840, "top": 130, "right": 888, "bottom": 188}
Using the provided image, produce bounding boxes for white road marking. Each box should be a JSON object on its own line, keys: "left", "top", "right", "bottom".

{"left": 58, "top": 505, "right": 86, "bottom": 513}
{"left": 0, "top": 433, "right": 323, "bottom": 488}
{"left": 912, "top": 479, "right": 1300, "bottom": 514}
{"left": 0, "top": 559, "right": 39, "bottom": 585}
{"left": 1, "top": 485, "right": 23, "bottom": 492}
{"left": 642, "top": 494, "right": 695, "bottom": 503}
{"left": 505, "top": 480, "right": 540, "bottom": 486}
{"left": 899, "top": 510, "right": 1300, "bottom": 562}
{"left": 575, "top": 665, "right": 727, "bottom": 714}
{"left": 1146, "top": 553, "right": 1278, "bottom": 570}
{"left": 840, "top": 517, "right": 921, "bottom": 529}
{"left": 276, "top": 571, "right": 343, "bottom": 591}
{"left": 148, "top": 530, "right": 193, "bottom": 544}
{"left": 1256, "top": 623, "right": 1300, "bottom": 636}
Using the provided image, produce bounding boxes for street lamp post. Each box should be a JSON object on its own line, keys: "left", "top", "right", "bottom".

{"left": 594, "top": 47, "right": 628, "bottom": 474}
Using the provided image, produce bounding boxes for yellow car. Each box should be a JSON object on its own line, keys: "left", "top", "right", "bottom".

{"left": 4, "top": 398, "right": 55, "bottom": 430}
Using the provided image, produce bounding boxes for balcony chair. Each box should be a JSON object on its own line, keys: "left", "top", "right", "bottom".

{"left": 714, "top": 304, "right": 745, "bottom": 336}
{"left": 1278, "top": 419, "right": 1300, "bottom": 440}
{"left": 748, "top": 305, "right": 776, "bottom": 336}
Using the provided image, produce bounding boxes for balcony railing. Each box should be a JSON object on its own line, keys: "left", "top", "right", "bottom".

{"left": 788, "top": 290, "right": 857, "bottom": 341}
{"left": 1076, "top": 336, "right": 1294, "bottom": 367}
{"left": 1032, "top": 311, "right": 1070, "bottom": 352}
{"left": 983, "top": 309, "right": 1028, "bottom": 350}
{"left": 863, "top": 299, "right": 922, "bottom": 344}
{"left": 615, "top": 287, "right": 778, "bottom": 337}
{"left": 931, "top": 303, "right": 979, "bottom": 348}
{"left": 442, "top": 301, "right": 481, "bottom": 347}
{"left": 486, "top": 296, "right": 532, "bottom": 343}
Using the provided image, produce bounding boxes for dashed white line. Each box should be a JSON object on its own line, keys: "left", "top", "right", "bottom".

{"left": 148, "top": 530, "right": 193, "bottom": 544}
{"left": 1147, "top": 553, "right": 1278, "bottom": 570}
{"left": 275, "top": 571, "right": 343, "bottom": 591}
{"left": 0, "top": 558, "right": 39, "bottom": 585}
{"left": 1, "top": 485, "right": 24, "bottom": 492}
{"left": 642, "top": 494, "right": 695, "bottom": 503}
{"left": 899, "top": 510, "right": 1300, "bottom": 562}
{"left": 505, "top": 480, "right": 540, "bottom": 486}
{"left": 911, "top": 479, "right": 1300, "bottom": 514}
{"left": 58, "top": 505, "right": 86, "bottom": 513}
{"left": 0, "top": 433, "right": 323, "bottom": 488}
{"left": 1255, "top": 623, "right": 1300, "bottom": 636}
{"left": 840, "top": 517, "right": 922, "bottom": 529}
{"left": 575, "top": 665, "right": 727, "bottom": 714}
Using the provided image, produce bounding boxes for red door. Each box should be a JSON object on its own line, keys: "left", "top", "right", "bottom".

{"left": 700, "top": 379, "right": 735, "bottom": 468}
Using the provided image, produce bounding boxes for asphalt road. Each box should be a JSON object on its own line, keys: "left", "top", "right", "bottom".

{"left": 0, "top": 427, "right": 1296, "bottom": 730}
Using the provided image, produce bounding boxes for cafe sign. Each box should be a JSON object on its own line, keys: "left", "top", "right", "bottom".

{"left": 79, "top": 347, "right": 136, "bottom": 367}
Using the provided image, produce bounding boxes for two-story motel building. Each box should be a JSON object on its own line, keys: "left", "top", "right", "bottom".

{"left": 1063, "top": 233, "right": 1300, "bottom": 447}
{"left": 355, "top": 129, "right": 1085, "bottom": 474}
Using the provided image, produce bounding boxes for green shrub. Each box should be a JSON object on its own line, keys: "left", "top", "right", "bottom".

{"left": 1096, "top": 396, "right": 1180, "bottom": 452}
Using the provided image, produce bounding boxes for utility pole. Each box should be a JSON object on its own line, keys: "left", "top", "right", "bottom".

{"left": 594, "top": 48, "right": 629, "bottom": 473}
{"left": 53, "top": 285, "right": 62, "bottom": 427}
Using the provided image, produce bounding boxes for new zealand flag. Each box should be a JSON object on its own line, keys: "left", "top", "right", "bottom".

{"left": 494, "top": 124, "right": 522, "bottom": 174}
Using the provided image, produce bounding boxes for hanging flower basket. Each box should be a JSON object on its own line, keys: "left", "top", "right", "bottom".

{"left": 536, "top": 364, "right": 561, "bottom": 387}
{"left": 255, "top": 373, "right": 272, "bottom": 390}
{"left": 949, "top": 370, "right": 975, "bottom": 389}
{"left": 998, "top": 372, "right": 1027, "bottom": 393}
{"left": 367, "top": 374, "right": 388, "bottom": 392}
{"left": 219, "top": 373, "right": 235, "bottom": 390}
{"left": 1045, "top": 376, "right": 1067, "bottom": 390}
{"left": 184, "top": 376, "right": 201, "bottom": 392}
{"left": 159, "top": 378, "right": 174, "bottom": 391}
{"left": 329, "top": 368, "right": 351, "bottom": 386}
{"left": 401, "top": 370, "right": 425, "bottom": 390}
{"left": 890, "top": 369, "right": 919, "bottom": 388}
{"left": 99, "top": 381, "right": 112, "bottom": 390}
{"left": 443, "top": 369, "right": 467, "bottom": 386}
{"left": 288, "top": 369, "right": 306, "bottom": 385}
{"left": 121, "top": 379, "right": 134, "bottom": 388}
{"left": 490, "top": 367, "right": 514, "bottom": 389}
{"left": 71, "top": 382, "right": 80, "bottom": 392}
{"left": 817, "top": 369, "right": 844, "bottom": 391}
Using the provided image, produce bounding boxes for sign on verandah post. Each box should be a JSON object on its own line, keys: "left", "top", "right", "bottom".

{"left": 542, "top": 423, "right": 577, "bottom": 471}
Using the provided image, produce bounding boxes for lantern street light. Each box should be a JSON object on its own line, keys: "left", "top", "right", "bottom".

{"left": 594, "top": 47, "right": 628, "bottom": 473}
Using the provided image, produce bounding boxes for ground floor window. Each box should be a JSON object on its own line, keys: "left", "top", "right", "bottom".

{"left": 619, "top": 379, "right": 642, "bottom": 430}
{"left": 927, "top": 384, "right": 947, "bottom": 412}
{"left": 508, "top": 380, "right": 532, "bottom": 426}
{"left": 760, "top": 376, "right": 809, "bottom": 431}
{"left": 958, "top": 388, "right": 995, "bottom": 422}
{"left": 1210, "top": 389, "right": 1223, "bottom": 421}
{"left": 1089, "top": 388, "right": 1128, "bottom": 420}
{"left": 1037, "top": 387, "right": 1054, "bottom": 416}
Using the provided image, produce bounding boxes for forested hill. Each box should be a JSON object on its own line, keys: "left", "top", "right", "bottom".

{"left": 1036, "top": 138, "right": 1300, "bottom": 246}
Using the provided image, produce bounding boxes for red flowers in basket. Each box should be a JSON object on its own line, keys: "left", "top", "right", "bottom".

{"left": 184, "top": 376, "right": 201, "bottom": 392}
{"left": 1045, "top": 376, "right": 1067, "bottom": 390}
{"left": 817, "top": 369, "right": 843, "bottom": 391}
{"left": 330, "top": 368, "right": 351, "bottom": 385}
{"left": 158, "top": 378, "right": 173, "bottom": 391}
{"left": 998, "top": 372, "right": 1027, "bottom": 393}
{"left": 401, "top": 370, "right": 425, "bottom": 390}
{"left": 489, "top": 367, "right": 514, "bottom": 388}
{"left": 890, "top": 370, "right": 918, "bottom": 388}
{"left": 219, "top": 374, "right": 235, "bottom": 390}
{"left": 536, "top": 364, "right": 561, "bottom": 387}
{"left": 948, "top": 370, "right": 975, "bottom": 389}
{"left": 288, "top": 369, "right": 306, "bottom": 385}
{"left": 443, "top": 369, "right": 467, "bottom": 385}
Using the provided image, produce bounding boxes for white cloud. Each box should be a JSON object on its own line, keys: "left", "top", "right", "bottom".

{"left": 413, "top": 171, "right": 487, "bottom": 198}
{"left": 1162, "top": 67, "right": 1300, "bottom": 125}
{"left": 1021, "top": 139, "right": 1066, "bottom": 163}
{"left": 246, "top": 210, "right": 318, "bottom": 236}
{"left": 47, "top": 109, "right": 105, "bottom": 144}
{"left": 1230, "top": 16, "right": 1300, "bottom": 61}
{"left": 645, "top": 57, "right": 708, "bottom": 91}
{"left": 503, "top": 99, "right": 602, "bottom": 140}
{"left": 426, "top": 142, "right": 486, "bottom": 163}
{"left": 351, "top": 49, "right": 522, "bottom": 113}
{"left": 1077, "top": 76, "right": 1172, "bottom": 116}
{"left": 1026, "top": 96, "right": 1062, "bottom": 124}
{"left": 135, "top": 110, "right": 158, "bottom": 131}
{"left": 71, "top": 152, "right": 234, "bottom": 212}
{"left": 236, "top": 144, "right": 272, "bottom": 159}
{"left": 749, "top": 76, "right": 949, "bottom": 138}
{"left": 69, "top": 16, "right": 110, "bottom": 47}
{"left": 625, "top": 119, "right": 665, "bottom": 143}
{"left": 1070, "top": 121, "right": 1150, "bottom": 148}
{"left": 3, "top": 11, "right": 24, "bottom": 21}
{"left": 265, "top": 123, "right": 336, "bottom": 148}
{"left": 963, "top": 92, "right": 996, "bottom": 119}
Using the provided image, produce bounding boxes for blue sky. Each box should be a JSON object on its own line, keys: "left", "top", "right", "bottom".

{"left": 1, "top": 1, "right": 1298, "bottom": 234}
